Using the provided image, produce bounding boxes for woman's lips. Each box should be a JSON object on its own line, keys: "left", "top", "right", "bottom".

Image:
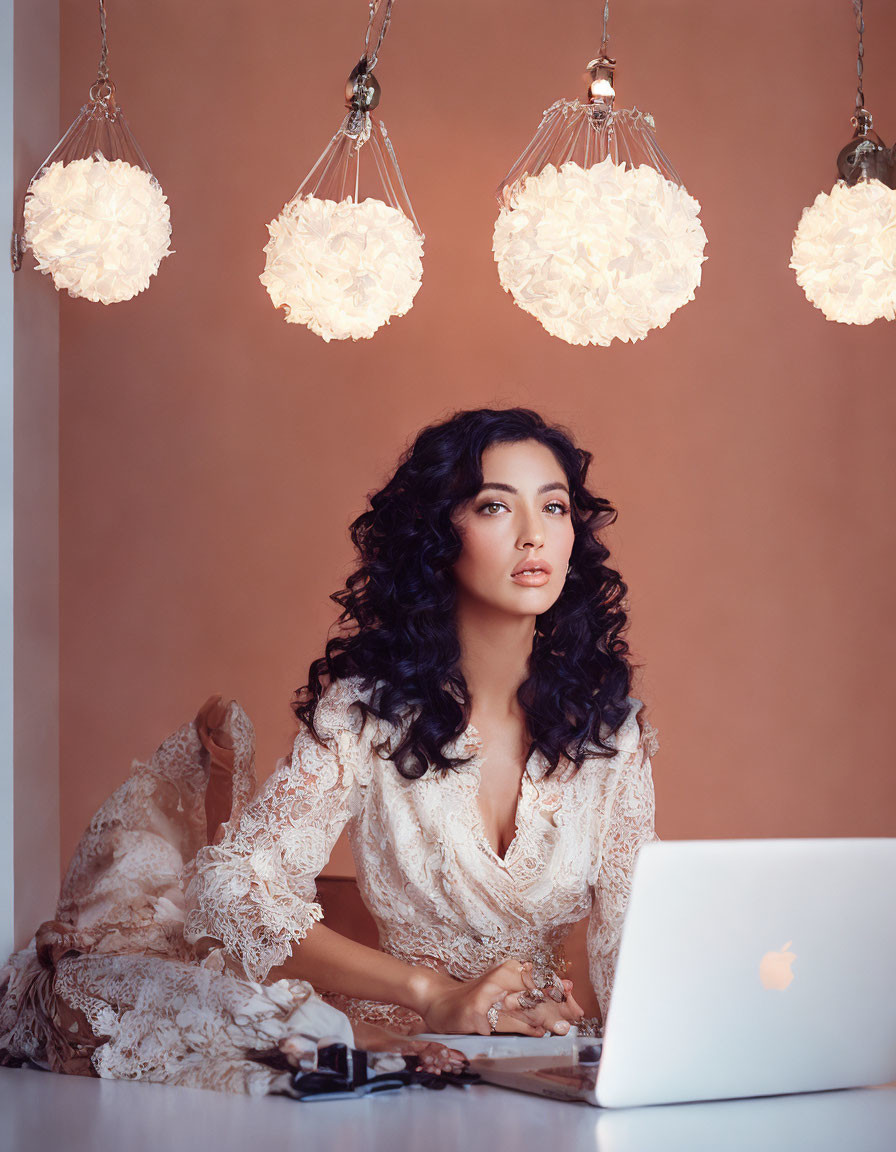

{"left": 510, "top": 570, "right": 551, "bottom": 587}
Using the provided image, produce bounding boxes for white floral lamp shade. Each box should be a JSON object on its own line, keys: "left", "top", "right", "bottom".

{"left": 22, "top": 90, "right": 172, "bottom": 305}
{"left": 493, "top": 100, "right": 707, "bottom": 346}
{"left": 261, "top": 195, "right": 422, "bottom": 342}
{"left": 24, "top": 153, "right": 172, "bottom": 304}
{"left": 261, "top": 114, "right": 423, "bottom": 341}
{"left": 790, "top": 178, "right": 896, "bottom": 324}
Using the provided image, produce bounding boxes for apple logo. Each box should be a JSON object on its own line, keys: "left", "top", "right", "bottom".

{"left": 759, "top": 941, "right": 797, "bottom": 990}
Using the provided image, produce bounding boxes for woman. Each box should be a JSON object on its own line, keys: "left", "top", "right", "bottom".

{"left": 184, "top": 406, "right": 658, "bottom": 1037}
{"left": 0, "top": 406, "right": 658, "bottom": 1093}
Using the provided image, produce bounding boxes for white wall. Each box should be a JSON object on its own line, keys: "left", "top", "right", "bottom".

{"left": 1, "top": 0, "right": 60, "bottom": 962}
{"left": 0, "top": 0, "right": 14, "bottom": 963}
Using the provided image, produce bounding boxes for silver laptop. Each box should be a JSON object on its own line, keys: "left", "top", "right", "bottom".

{"left": 472, "top": 839, "right": 896, "bottom": 1107}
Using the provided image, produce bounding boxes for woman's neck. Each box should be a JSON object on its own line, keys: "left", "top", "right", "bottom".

{"left": 454, "top": 598, "right": 535, "bottom": 722}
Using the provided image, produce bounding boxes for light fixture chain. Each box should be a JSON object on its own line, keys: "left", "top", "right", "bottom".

{"left": 600, "top": 0, "right": 610, "bottom": 56}
{"left": 363, "top": 0, "right": 394, "bottom": 73}
{"left": 97, "top": 0, "right": 109, "bottom": 84}
{"left": 853, "top": 0, "right": 865, "bottom": 117}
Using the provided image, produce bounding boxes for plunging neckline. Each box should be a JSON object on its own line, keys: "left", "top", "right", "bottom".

{"left": 474, "top": 776, "right": 525, "bottom": 865}
{"left": 460, "top": 721, "right": 540, "bottom": 868}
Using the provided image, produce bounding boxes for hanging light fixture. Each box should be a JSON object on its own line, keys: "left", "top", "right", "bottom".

{"left": 20, "top": 0, "right": 172, "bottom": 305}
{"left": 790, "top": 1, "right": 896, "bottom": 325}
{"left": 260, "top": 0, "right": 423, "bottom": 342}
{"left": 492, "top": 1, "right": 707, "bottom": 347}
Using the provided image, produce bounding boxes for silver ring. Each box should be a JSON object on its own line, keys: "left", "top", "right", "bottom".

{"left": 531, "top": 961, "right": 553, "bottom": 990}
{"left": 487, "top": 1001, "right": 502, "bottom": 1033}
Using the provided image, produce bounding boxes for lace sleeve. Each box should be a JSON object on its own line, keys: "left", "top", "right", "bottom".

{"left": 182, "top": 691, "right": 368, "bottom": 985}
{"left": 586, "top": 701, "right": 659, "bottom": 1025}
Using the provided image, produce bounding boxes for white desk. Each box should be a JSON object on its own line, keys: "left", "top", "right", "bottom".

{"left": 2, "top": 1065, "right": 895, "bottom": 1152}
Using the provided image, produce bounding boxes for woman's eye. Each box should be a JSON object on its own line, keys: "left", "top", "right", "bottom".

{"left": 477, "top": 500, "right": 568, "bottom": 515}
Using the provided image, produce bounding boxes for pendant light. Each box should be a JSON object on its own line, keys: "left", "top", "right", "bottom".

{"left": 492, "top": 1, "right": 707, "bottom": 347}
{"left": 21, "top": 0, "right": 172, "bottom": 305}
{"left": 260, "top": 0, "right": 423, "bottom": 342}
{"left": 790, "top": 0, "right": 896, "bottom": 324}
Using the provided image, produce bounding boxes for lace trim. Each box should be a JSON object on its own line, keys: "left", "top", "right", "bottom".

{"left": 639, "top": 717, "right": 660, "bottom": 759}
{"left": 381, "top": 929, "right": 570, "bottom": 983}
{"left": 587, "top": 709, "right": 658, "bottom": 1019}
{"left": 181, "top": 680, "right": 374, "bottom": 983}
{"left": 320, "top": 994, "right": 426, "bottom": 1036}
{"left": 182, "top": 845, "right": 326, "bottom": 984}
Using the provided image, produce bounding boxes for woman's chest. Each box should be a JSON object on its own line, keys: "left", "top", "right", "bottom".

{"left": 352, "top": 761, "right": 605, "bottom": 911}
{"left": 473, "top": 749, "right": 527, "bottom": 861}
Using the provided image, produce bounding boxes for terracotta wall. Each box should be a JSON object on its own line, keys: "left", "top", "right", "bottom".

{"left": 57, "top": 0, "right": 896, "bottom": 876}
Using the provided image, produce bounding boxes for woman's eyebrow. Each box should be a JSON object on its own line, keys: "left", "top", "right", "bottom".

{"left": 478, "top": 482, "right": 569, "bottom": 494}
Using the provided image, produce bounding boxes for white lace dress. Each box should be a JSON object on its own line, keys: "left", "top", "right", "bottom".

{"left": 0, "top": 699, "right": 355, "bottom": 1096}
{"left": 182, "top": 676, "right": 659, "bottom": 1034}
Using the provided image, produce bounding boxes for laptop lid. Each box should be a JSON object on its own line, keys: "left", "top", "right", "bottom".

{"left": 595, "top": 838, "right": 896, "bottom": 1108}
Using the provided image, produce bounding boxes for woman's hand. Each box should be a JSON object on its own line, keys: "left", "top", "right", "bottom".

{"left": 349, "top": 1021, "right": 469, "bottom": 1075}
{"left": 499, "top": 965, "right": 585, "bottom": 1036}
{"left": 415, "top": 959, "right": 585, "bottom": 1037}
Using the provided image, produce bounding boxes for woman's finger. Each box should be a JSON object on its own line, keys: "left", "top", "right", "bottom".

{"left": 504, "top": 996, "right": 582, "bottom": 1035}
{"left": 561, "top": 980, "right": 586, "bottom": 1020}
{"left": 519, "top": 962, "right": 539, "bottom": 994}
{"left": 502, "top": 988, "right": 546, "bottom": 1013}
{"left": 482, "top": 991, "right": 545, "bottom": 1037}
{"left": 477, "top": 964, "right": 530, "bottom": 1005}
{"left": 413, "top": 1041, "right": 469, "bottom": 1073}
{"left": 508, "top": 1005, "right": 571, "bottom": 1036}
{"left": 510, "top": 960, "right": 563, "bottom": 1001}
{"left": 545, "top": 969, "right": 568, "bottom": 1003}
{"left": 487, "top": 1007, "right": 545, "bottom": 1037}
{"left": 527, "top": 960, "right": 567, "bottom": 1002}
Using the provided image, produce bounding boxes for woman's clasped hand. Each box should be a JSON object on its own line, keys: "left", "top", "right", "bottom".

{"left": 416, "top": 958, "right": 586, "bottom": 1037}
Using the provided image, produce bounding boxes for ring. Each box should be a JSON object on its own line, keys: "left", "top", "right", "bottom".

{"left": 530, "top": 957, "right": 553, "bottom": 991}
{"left": 529, "top": 951, "right": 566, "bottom": 1001}
{"left": 486, "top": 1000, "right": 502, "bottom": 1034}
{"left": 516, "top": 988, "right": 546, "bottom": 1010}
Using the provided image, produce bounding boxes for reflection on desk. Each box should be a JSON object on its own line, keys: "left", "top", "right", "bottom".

{"left": 591, "top": 1086, "right": 896, "bottom": 1152}
{"left": 1, "top": 1066, "right": 894, "bottom": 1152}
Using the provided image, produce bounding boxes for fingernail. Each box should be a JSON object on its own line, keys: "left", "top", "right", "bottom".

{"left": 556, "top": 1021, "right": 570, "bottom": 1033}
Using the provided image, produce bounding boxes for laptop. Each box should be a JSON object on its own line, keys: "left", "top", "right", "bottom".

{"left": 470, "top": 839, "right": 896, "bottom": 1107}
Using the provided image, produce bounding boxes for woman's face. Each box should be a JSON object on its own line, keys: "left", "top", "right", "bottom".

{"left": 450, "top": 439, "right": 575, "bottom": 619}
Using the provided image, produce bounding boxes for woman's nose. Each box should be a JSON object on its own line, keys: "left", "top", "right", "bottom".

{"left": 516, "top": 510, "right": 544, "bottom": 549}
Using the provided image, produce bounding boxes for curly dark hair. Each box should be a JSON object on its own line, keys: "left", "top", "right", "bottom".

{"left": 292, "top": 407, "right": 636, "bottom": 779}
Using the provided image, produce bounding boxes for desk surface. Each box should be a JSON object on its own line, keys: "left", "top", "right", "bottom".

{"left": 3, "top": 1066, "right": 895, "bottom": 1152}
